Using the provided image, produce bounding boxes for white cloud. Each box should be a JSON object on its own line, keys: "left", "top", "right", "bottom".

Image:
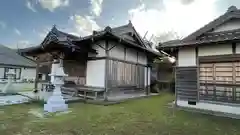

{"left": 16, "top": 40, "right": 33, "bottom": 49}
{"left": 129, "top": 0, "right": 219, "bottom": 40}
{"left": 38, "top": 0, "right": 69, "bottom": 12}
{"left": 38, "top": 26, "right": 51, "bottom": 39}
{"left": 26, "top": 0, "right": 37, "bottom": 12}
{"left": 14, "top": 28, "right": 21, "bottom": 36}
{"left": 69, "top": 15, "right": 101, "bottom": 36}
{"left": 0, "top": 21, "right": 6, "bottom": 29}
{"left": 90, "top": 0, "right": 103, "bottom": 17}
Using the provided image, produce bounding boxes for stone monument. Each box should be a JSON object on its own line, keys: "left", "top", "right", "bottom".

{"left": 44, "top": 59, "right": 68, "bottom": 113}
{"left": 2, "top": 69, "right": 16, "bottom": 93}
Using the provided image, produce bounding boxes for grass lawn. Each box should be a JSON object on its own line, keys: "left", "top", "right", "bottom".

{"left": 0, "top": 93, "right": 239, "bottom": 135}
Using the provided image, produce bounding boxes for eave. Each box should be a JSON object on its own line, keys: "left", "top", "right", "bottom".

{"left": 160, "top": 28, "right": 240, "bottom": 51}
{"left": 20, "top": 24, "right": 162, "bottom": 58}
{"left": 73, "top": 30, "right": 162, "bottom": 57}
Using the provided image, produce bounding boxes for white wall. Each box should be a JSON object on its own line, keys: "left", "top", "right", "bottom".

{"left": 109, "top": 42, "right": 125, "bottom": 60}
{"left": 0, "top": 68, "right": 4, "bottom": 78}
{"left": 126, "top": 48, "right": 137, "bottom": 62}
{"left": 21, "top": 68, "right": 36, "bottom": 80}
{"left": 0, "top": 66, "right": 36, "bottom": 81}
{"left": 108, "top": 41, "right": 148, "bottom": 64}
{"left": 198, "top": 44, "right": 232, "bottom": 56}
{"left": 138, "top": 52, "right": 147, "bottom": 65}
{"left": 90, "top": 41, "right": 106, "bottom": 57}
{"left": 178, "top": 44, "right": 232, "bottom": 67}
{"left": 235, "top": 43, "right": 240, "bottom": 53}
{"left": 144, "top": 67, "right": 151, "bottom": 86}
{"left": 86, "top": 60, "right": 105, "bottom": 87}
{"left": 177, "top": 100, "right": 240, "bottom": 116}
{"left": 213, "top": 19, "right": 240, "bottom": 32}
{"left": 178, "top": 47, "right": 196, "bottom": 67}
{"left": 88, "top": 41, "right": 150, "bottom": 88}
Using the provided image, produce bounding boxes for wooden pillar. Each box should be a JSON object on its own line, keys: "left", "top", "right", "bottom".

{"left": 104, "top": 40, "right": 109, "bottom": 101}
{"left": 195, "top": 47, "right": 199, "bottom": 101}
{"left": 146, "top": 65, "right": 149, "bottom": 95}
{"left": 34, "top": 57, "right": 40, "bottom": 91}
{"left": 175, "top": 49, "right": 179, "bottom": 106}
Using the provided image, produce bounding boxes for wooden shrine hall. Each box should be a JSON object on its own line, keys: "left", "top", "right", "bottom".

{"left": 20, "top": 22, "right": 162, "bottom": 100}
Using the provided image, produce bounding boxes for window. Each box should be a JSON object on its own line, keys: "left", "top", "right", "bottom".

{"left": 38, "top": 74, "right": 43, "bottom": 80}
{"left": 3, "top": 67, "right": 21, "bottom": 80}
{"left": 199, "top": 62, "right": 239, "bottom": 103}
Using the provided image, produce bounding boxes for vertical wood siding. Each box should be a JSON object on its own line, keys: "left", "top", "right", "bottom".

{"left": 63, "top": 60, "right": 86, "bottom": 85}
{"left": 176, "top": 67, "right": 198, "bottom": 101}
{"left": 107, "top": 59, "right": 146, "bottom": 92}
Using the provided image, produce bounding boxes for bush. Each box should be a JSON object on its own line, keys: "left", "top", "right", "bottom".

{"left": 150, "top": 80, "right": 160, "bottom": 93}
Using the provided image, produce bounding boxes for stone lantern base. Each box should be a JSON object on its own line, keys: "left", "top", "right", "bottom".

{"left": 44, "top": 94, "right": 68, "bottom": 112}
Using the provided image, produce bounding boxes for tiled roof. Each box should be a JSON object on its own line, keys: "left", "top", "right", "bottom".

{"left": 161, "top": 28, "right": 240, "bottom": 48}
{"left": 20, "top": 22, "right": 161, "bottom": 56}
{"left": 0, "top": 44, "right": 36, "bottom": 67}
{"left": 183, "top": 6, "right": 240, "bottom": 41}
{"left": 161, "top": 6, "right": 240, "bottom": 49}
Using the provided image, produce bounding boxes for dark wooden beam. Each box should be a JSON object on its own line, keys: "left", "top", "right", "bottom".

{"left": 136, "top": 51, "right": 139, "bottom": 63}
{"left": 107, "top": 43, "right": 117, "bottom": 51}
{"left": 199, "top": 54, "right": 240, "bottom": 63}
{"left": 104, "top": 40, "right": 109, "bottom": 101}
{"left": 34, "top": 57, "right": 40, "bottom": 91}
{"left": 232, "top": 42, "right": 236, "bottom": 54}
{"left": 124, "top": 47, "right": 126, "bottom": 60}
{"left": 88, "top": 56, "right": 148, "bottom": 67}
{"left": 195, "top": 47, "right": 199, "bottom": 101}
{"left": 96, "top": 43, "right": 106, "bottom": 50}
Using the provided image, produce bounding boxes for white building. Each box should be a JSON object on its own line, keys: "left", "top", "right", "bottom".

{"left": 161, "top": 6, "right": 240, "bottom": 118}
{"left": 0, "top": 44, "right": 36, "bottom": 81}
{"left": 0, "top": 44, "right": 36, "bottom": 92}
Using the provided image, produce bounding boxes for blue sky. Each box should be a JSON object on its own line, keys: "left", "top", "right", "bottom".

{"left": 0, "top": 0, "right": 239, "bottom": 48}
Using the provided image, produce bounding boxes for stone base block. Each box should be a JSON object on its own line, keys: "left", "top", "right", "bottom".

{"left": 44, "top": 103, "right": 68, "bottom": 113}
{"left": 44, "top": 95, "right": 68, "bottom": 112}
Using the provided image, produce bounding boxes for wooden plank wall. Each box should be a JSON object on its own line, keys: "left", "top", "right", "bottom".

{"left": 107, "top": 59, "right": 145, "bottom": 91}
{"left": 175, "top": 67, "right": 198, "bottom": 101}
{"left": 35, "top": 52, "right": 87, "bottom": 85}
{"left": 63, "top": 60, "right": 86, "bottom": 85}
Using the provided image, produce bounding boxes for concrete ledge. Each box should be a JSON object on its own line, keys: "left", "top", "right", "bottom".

{"left": 66, "top": 93, "right": 160, "bottom": 106}
{"left": 171, "top": 100, "right": 240, "bottom": 119}
{"left": 176, "top": 105, "right": 240, "bottom": 119}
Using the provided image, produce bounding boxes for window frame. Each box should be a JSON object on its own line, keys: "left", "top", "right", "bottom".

{"left": 3, "top": 67, "right": 21, "bottom": 80}
{"left": 199, "top": 61, "right": 240, "bottom": 103}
